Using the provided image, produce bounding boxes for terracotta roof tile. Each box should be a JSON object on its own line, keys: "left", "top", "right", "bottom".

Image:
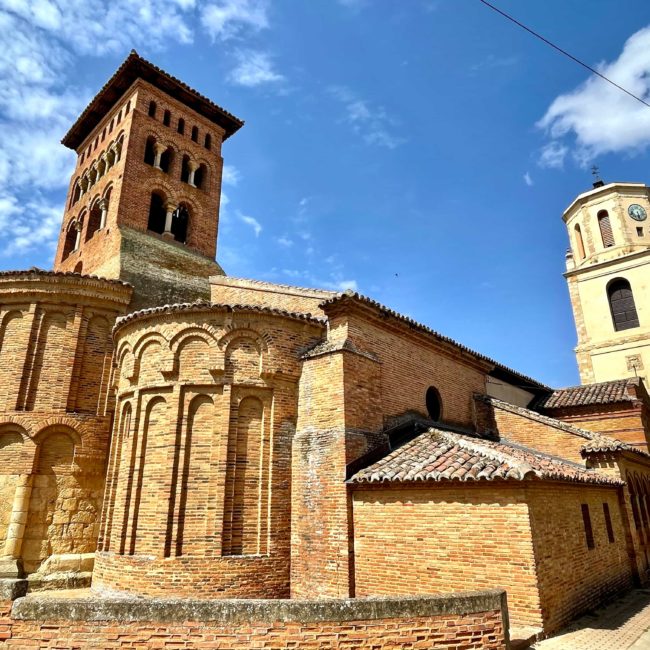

{"left": 349, "top": 428, "right": 623, "bottom": 486}
{"left": 533, "top": 378, "right": 642, "bottom": 410}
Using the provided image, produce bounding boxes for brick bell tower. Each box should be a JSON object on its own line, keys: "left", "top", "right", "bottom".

{"left": 54, "top": 51, "right": 243, "bottom": 310}
{"left": 564, "top": 178, "right": 650, "bottom": 384}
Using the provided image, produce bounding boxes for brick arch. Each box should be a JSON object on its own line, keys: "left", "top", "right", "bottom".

{"left": 147, "top": 180, "right": 179, "bottom": 207}
{"left": 0, "top": 423, "right": 34, "bottom": 475}
{"left": 133, "top": 333, "right": 170, "bottom": 383}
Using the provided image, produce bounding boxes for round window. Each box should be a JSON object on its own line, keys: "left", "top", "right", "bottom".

{"left": 426, "top": 386, "right": 442, "bottom": 421}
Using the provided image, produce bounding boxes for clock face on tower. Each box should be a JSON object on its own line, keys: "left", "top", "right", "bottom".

{"left": 628, "top": 204, "right": 647, "bottom": 221}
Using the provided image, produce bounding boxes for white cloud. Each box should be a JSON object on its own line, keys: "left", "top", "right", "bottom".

{"left": 222, "top": 164, "right": 241, "bottom": 186}
{"left": 538, "top": 142, "right": 568, "bottom": 169}
{"left": 276, "top": 236, "right": 293, "bottom": 247}
{"left": 470, "top": 54, "right": 518, "bottom": 73}
{"left": 201, "top": 0, "right": 268, "bottom": 41}
{"left": 523, "top": 171, "right": 533, "bottom": 186}
{"left": 329, "top": 85, "right": 405, "bottom": 149}
{"left": 538, "top": 25, "right": 650, "bottom": 164}
{"left": 228, "top": 49, "right": 284, "bottom": 87}
{"left": 239, "top": 212, "right": 262, "bottom": 236}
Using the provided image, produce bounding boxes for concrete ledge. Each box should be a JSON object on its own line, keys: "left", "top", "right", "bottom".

{"left": 12, "top": 589, "right": 506, "bottom": 624}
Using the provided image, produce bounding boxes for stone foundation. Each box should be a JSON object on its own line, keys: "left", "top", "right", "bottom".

{"left": 0, "top": 589, "right": 509, "bottom": 649}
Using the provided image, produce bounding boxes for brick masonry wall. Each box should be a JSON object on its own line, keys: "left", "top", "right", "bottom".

{"left": 0, "top": 590, "right": 509, "bottom": 649}
{"left": 527, "top": 483, "right": 633, "bottom": 633}
{"left": 95, "top": 305, "right": 323, "bottom": 597}
{"left": 210, "top": 277, "right": 334, "bottom": 317}
{"left": 0, "top": 273, "right": 131, "bottom": 578}
{"left": 352, "top": 483, "right": 542, "bottom": 630}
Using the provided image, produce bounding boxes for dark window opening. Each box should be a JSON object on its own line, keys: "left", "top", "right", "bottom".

{"left": 163, "top": 110, "right": 171, "bottom": 126}
{"left": 73, "top": 261, "right": 83, "bottom": 274}
{"left": 581, "top": 504, "right": 595, "bottom": 550}
{"left": 191, "top": 126, "right": 198, "bottom": 142}
{"left": 117, "top": 109, "right": 122, "bottom": 123}
{"left": 101, "top": 128, "right": 106, "bottom": 142}
{"left": 194, "top": 164, "right": 206, "bottom": 190}
{"left": 109, "top": 119, "right": 114, "bottom": 133}
{"left": 637, "top": 227, "right": 644, "bottom": 237}
{"left": 598, "top": 210, "right": 615, "bottom": 248}
{"left": 574, "top": 224, "right": 585, "bottom": 260}
{"left": 86, "top": 203, "right": 102, "bottom": 241}
{"left": 603, "top": 503, "right": 615, "bottom": 543}
{"left": 144, "top": 136, "right": 156, "bottom": 166}
{"left": 148, "top": 101, "right": 157, "bottom": 118}
{"left": 177, "top": 118, "right": 185, "bottom": 134}
{"left": 180, "top": 155, "right": 190, "bottom": 183}
{"left": 125, "top": 100, "right": 131, "bottom": 114}
{"left": 159, "top": 147, "right": 172, "bottom": 173}
{"left": 147, "top": 192, "right": 166, "bottom": 235}
{"left": 608, "top": 278, "right": 640, "bottom": 331}
{"left": 425, "top": 386, "right": 442, "bottom": 421}
{"left": 62, "top": 223, "right": 77, "bottom": 260}
{"left": 71, "top": 182, "right": 81, "bottom": 206}
{"left": 204, "top": 133, "right": 211, "bottom": 150}
{"left": 171, "top": 205, "right": 189, "bottom": 243}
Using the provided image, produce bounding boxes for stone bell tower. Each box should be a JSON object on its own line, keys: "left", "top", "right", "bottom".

{"left": 54, "top": 50, "right": 243, "bottom": 310}
{"left": 564, "top": 179, "right": 650, "bottom": 384}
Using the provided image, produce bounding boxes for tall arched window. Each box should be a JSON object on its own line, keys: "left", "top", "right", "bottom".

{"left": 62, "top": 222, "right": 78, "bottom": 260}
{"left": 177, "top": 118, "right": 185, "bottom": 135}
{"left": 204, "top": 133, "right": 211, "bottom": 150}
{"left": 86, "top": 201, "right": 102, "bottom": 241}
{"left": 144, "top": 137, "right": 156, "bottom": 166}
{"left": 191, "top": 126, "right": 198, "bottom": 142}
{"left": 180, "top": 155, "right": 190, "bottom": 183}
{"left": 574, "top": 224, "right": 585, "bottom": 260}
{"left": 159, "top": 147, "right": 173, "bottom": 173}
{"left": 163, "top": 110, "right": 171, "bottom": 126}
{"left": 194, "top": 164, "right": 206, "bottom": 190}
{"left": 598, "top": 210, "right": 615, "bottom": 248}
{"left": 148, "top": 101, "right": 157, "bottom": 118}
{"left": 608, "top": 278, "right": 640, "bottom": 331}
{"left": 171, "top": 204, "right": 189, "bottom": 243}
{"left": 425, "top": 386, "right": 442, "bottom": 421}
{"left": 147, "top": 192, "right": 166, "bottom": 234}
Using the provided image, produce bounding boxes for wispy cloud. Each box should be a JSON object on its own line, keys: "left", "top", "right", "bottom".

{"left": 538, "top": 25, "right": 650, "bottom": 166}
{"left": 470, "top": 54, "right": 518, "bottom": 73}
{"left": 200, "top": 0, "right": 269, "bottom": 41}
{"left": 538, "top": 142, "right": 568, "bottom": 169}
{"left": 329, "top": 85, "right": 406, "bottom": 149}
{"left": 228, "top": 49, "right": 284, "bottom": 87}
{"left": 239, "top": 211, "right": 262, "bottom": 236}
{"left": 222, "top": 164, "right": 241, "bottom": 186}
{"left": 276, "top": 236, "right": 293, "bottom": 247}
{"left": 523, "top": 171, "right": 533, "bottom": 186}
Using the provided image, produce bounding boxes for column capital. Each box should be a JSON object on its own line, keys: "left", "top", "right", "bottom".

{"left": 153, "top": 142, "right": 167, "bottom": 155}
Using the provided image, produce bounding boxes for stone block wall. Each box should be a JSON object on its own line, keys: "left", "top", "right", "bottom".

{"left": 0, "top": 590, "right": 509, "bottom": 649}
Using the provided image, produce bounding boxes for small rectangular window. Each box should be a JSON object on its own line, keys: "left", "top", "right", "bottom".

{"left": 637, "top": 227, "right": 644, "bottom": 237}
{"left": 603, "top": 503, "right": 615, "bottom": 543}
{"left": 581, "top": 504, "right": 595, "bottom": 549}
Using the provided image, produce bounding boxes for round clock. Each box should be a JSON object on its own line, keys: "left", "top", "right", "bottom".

{"left": 628, "top": 204, "right": 647, "bottom": 221}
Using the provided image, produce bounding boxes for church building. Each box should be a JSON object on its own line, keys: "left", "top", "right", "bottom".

{"left": 0, "top": 51, "right": 649, "bottom": 648}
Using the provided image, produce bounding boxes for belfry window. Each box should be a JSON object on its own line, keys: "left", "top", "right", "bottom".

{"left": 144, "top": 137, "right": 156, "bottom": 166}
{"left": 171, "top": 204, "right": 189, "bottom": 243}
{"left": 148, "top": 101, "right": 157, "bottom": 118}
{"left": 191, "top": 126, "right": 198, "bottom": 142}
{"left": 608, "top": 278, "right": 640, "bottom": 331}
{"left": 159, "top": 147, "right": 173, "bottom": 174}
{"left": 177, "top": 118, "right": 185, "bottom": 135}
{"left": 574, "top": 224, "right": 585, "bottom": 260}
{"left": 194, "top": 164, "right": 206, "bottom": 190}
{"left": 204, "top": 133, "right": 211, "bottom": 150}
{"left": 163, "top": 110, "right": 171, "bottom": 127}
{"left": 86, "top": 202, "right": 102, "bottom": 241}
{"left": 425, "top": 386, "right": 442, "bottom": 421}
{"left": 180, "top": 155, "right": 190, "bottom": 183}
{"left": 147, "top": 192, "right": 166, "bottom": 234}
{"left": 598, "top": 210, "right": 615, "bottom": 248}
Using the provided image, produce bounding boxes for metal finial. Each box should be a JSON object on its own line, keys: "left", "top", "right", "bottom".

{"left": 591, "top": 165, "right": 600, "bottom": 181}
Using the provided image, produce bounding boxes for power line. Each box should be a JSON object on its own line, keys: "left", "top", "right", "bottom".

{"left": 477, "top": 0, "right": 650, "bottom": 110}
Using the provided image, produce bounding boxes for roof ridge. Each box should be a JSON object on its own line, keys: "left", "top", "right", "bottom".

{"left": 319, "top": 292, "right": 549, "bottom": 391}
{"left": 0, "top": 268, "right": 131, "bottom": 287}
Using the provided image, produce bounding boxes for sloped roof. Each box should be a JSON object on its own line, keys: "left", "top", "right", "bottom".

{"left": 533, "top": 378, "right": 643, "bottom": 410}
{"left": 320, "top": 291, "right": 548, "bottom": 393}
{"left": 350, "top": 428, "right": 621, "bottom": 486}
{"left": 62, "top": 50, "right": 244, "bottom": 149}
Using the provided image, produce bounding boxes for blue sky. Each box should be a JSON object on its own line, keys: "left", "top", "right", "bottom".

{"left": 2, "top": 0, "right": 650, "bottom": 388}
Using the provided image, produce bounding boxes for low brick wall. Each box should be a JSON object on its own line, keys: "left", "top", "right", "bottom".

{"left": 0, "top": 589, "right": 509, "bottom": 649}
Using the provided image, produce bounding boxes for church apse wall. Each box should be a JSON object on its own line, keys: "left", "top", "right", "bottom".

{"left": 0, "top": 271, "right": 131, "bottom": 582}
{"left": 93, "top": 303, "right": 323, "bottom": 598}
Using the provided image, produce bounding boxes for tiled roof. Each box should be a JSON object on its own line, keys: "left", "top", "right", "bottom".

{"left": 349, "top": 428, "right": 622, "bottom": 486}
{"left": 320, "top": 291, "right": 549, "bottom": 393}
{"left": 62, "top": 50, "right": 244, "bottom": 149}
{"left": 478, "top": 395, "right": 650, "bottom": 459}
{"left": 533, "top": 378, "right": 642, "bottom": 410}
{"left": 114, "top": 300, "right": 326, "bottom": 332}
{"left": 0, "top": 268, "right": 131, "bottom": 287}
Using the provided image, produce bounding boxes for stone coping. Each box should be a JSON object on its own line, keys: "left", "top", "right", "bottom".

{"left": 11, "top": 589, "right": 506, "bottom": 624}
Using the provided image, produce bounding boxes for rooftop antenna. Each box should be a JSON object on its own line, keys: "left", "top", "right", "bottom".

{"left": 592, "top": 165, "right": 604, "bottom": 188}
